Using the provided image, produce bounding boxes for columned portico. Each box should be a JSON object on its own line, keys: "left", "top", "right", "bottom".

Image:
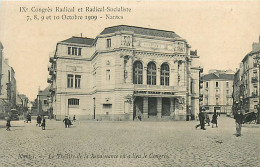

{"left": 157, "top": 97, "right": 162, "bottom": 118}
{"left": 143, "top": 97, "right": 148, "bottom": 119}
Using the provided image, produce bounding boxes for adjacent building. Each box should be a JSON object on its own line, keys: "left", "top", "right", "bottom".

{"left": 0, "top": 42, "right": 17, "bottom": 118}
{"left": 233, "top": 36, "right": 260, "bottom": 113}
{"left": 201, "top": 69, "right": 234, "bottom": 114}
{"left": 47, "top": 25, "right": 202, "bottom": 121}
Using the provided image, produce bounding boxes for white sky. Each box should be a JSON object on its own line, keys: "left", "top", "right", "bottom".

{"left": 1, "top": 1, "right": 260, "bottom": 100}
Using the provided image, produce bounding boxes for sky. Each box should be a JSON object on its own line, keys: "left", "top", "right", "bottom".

{"left": 1, "top": 1, "right": 260, "bottom": 100}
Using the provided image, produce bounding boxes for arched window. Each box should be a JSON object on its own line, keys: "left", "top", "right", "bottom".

{"left": 161, "top": 63, "right": 169, "bottom": 86}
{"left": 147, "top": 62, "right": 156, "bottom": 85}
{"left": 133, "top": 61, "right": 143, "bottom": 84}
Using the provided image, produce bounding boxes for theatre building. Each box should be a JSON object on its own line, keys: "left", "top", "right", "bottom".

{"left": 47, "top": 25, "right": 202, "bottom": 121}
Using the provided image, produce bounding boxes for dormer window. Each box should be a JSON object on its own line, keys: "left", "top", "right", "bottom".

{"left": 68, "top": 47, "right": 82, "bottom": 56}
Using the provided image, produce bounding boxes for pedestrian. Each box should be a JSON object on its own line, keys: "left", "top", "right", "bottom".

{"left": 195, "top": 108, "right": 206, "bottom": 130}
{"left": 73, "top": 115, "right": 76, "bottom": 122}
{"left": 205, "top": 112, "right": 210, "bottom": 126}
{"left": 41, "top": 117, "right": 46, "bottom": 130}
{"left": 6, "top": 116, "right": 11, "bottom": 131}
{"left": 63, "top": 116, "right": 69, "bottom": 128}
{"left": 36, "top": 115, "right": 42, "bottom": 127}
{"left": 234, "top": 110, "right": 243, "bottom": 137}
{"left": 211, "top": 112, "right": 218, "bottom": 128}
{"left": 68, "top": 117, "right": 73, "bottom": 127}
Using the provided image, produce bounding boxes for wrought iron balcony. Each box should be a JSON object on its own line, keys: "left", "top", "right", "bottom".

{"left": 251, "top": 77, "right": 258, "bottom": 83}
{"left": 47, "top": 78, "right": 53, "bottom": 83}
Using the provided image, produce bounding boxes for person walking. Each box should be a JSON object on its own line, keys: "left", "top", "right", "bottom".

{"left": 41, "top": 117, "right": 46, "bottom": 130}
{"left": 211, "top": 112, "right": 218, "bottom": 128}
{"left": 195, "top": 109, "right": 206, "bottom": 130}
{"left": 234, "top": 110, "right": 243, "bottom": 137}
{"left": 6, "top": 115, "right": 11, "bottom": 131}
{"left": 73, "top": 115, "right": 76, "bottom": 122}
{"left": 36, "top": 115, "right": 42, "bottom": 127}
{"left": 205, "top": 112, "right": 210, "bottom": 126}
{"left": 63, "top": 116, "right": 69, "bottom": 128}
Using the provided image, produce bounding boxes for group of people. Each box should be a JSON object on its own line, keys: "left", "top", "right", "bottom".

{"left": 196, "top": 107, "right": 245, "bottom": 137}
{"left": 196, "top": 108, "right": 218, "bottom": 130}
{"left": 36, "top": 115, "right": 46, "bottom": 130}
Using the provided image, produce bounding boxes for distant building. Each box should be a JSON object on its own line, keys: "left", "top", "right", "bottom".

{"left": 48, "top": 25, "right": 202, "bottom": 121}
{"left": 36, "top": 86, "right": 51, "bottom": 117}
{"left": 201, "top": 69, "right": 234, "bottom": 114}
{"left": 0, "top": 42, "right": 17, "bottom": 118}
{"left": 233, "top": 36, "right": 260, "bottom": 113}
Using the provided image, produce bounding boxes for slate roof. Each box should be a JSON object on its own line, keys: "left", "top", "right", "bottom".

{"left": 60, "top": 37, "right": 95, "bottom": 45}
{"left": 100, "top": 25, "right": 181, "bottom": 39}
{"left": 202, "top": 73, "right": 234, "bottom": 81}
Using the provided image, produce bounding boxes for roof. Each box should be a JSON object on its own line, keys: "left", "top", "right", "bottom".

{"left": 38, "top": 86, "right": 50, "bottom": 96}
{"left": 242, "top": 48, "right": 260, "bottom": 62}
{"left": 100, "top": 25, "right": 181, "bottom": 39}
{"left": 60, "top": 37, "right": 95, "bottom": 45}
{"left": 202, "top": 73, "right": 234, "bottom": 81}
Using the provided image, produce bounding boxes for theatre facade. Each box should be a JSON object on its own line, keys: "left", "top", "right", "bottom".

{"left": 47, "top": 25, "right": 202, "bottom": 121}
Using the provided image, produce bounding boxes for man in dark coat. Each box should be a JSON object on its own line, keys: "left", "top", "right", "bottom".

{"left": 63, "top": 116, "right": 69, "bottom": 128}
{"left": 41, "top": 117, "right": 46, "bottom": 130}
{"left": 234, "top": 110, "right": 243, "bottom": 137}
{"left": 195, "top": 109, "right": 206, "bottom": 130}
{"left": 36, "top": 115, "right": 42, "bottom": 127}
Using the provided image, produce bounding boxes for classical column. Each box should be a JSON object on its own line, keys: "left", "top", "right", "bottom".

{"left": 170, "top": 98, "right": 175, "bottom": 116}
{"left": 143, "top": 66, "right": 147, "bottom": 85}
{"left": 156, "top": 68, "right": 161, "bottom": 85}
{"left": 143, "top": 97, "right": 148, "bottom": 119}
{"left": 157, "top": 97, "right": 162, "bottom": 119}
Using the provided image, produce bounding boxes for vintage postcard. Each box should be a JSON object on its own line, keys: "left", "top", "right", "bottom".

{"left": 0, "top": 1, "right": 260, "bottom": 166}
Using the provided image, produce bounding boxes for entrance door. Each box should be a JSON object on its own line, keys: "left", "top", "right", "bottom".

{"left": 133, "top": 97, "right": 143, "bottom": 120}
{"left": 162, "top": 98, "right": 170, "bottom": 116}
{"left": 148, "top": 97, "right": 157, "bottom": 116}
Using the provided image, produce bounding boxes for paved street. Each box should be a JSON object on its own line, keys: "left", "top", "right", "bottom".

{"left": 0, "top": 116, "right": 259, "bottom": 167}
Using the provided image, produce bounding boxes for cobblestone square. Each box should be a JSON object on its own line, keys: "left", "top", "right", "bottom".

{"left": 0, "top": 116, "right": 260, "bottom": 167}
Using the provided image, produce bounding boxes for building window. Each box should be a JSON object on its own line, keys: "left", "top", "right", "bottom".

{"left": 216, "top": 82, "right": 219, "bottom": 88}
{"left": 44, "top": 100, "right": 48, "bottom": 105}
{"left": 106, "top": 70, "right": 111, "bottom": 80}
{"left": 147, "top": 62, "right": 156, "bottom": 85}
{"left": 133, "top": 61, "right": 143, "bottom": 84}
{"left": 160, "top": 63, "right": 169, "bottom": 86}
{"left": 72, "top": 47, "right": 77, "bottom": 55}
{"left": 226, "top": 90, "right": 229, "bottom": 95}
{"left": 216, "top": 98, "right": 219, "bottom": 105}
{"left": 67, "top": 74, "right": 73, "bottom": 88}
{"left": 206, "top": 82, "right": 208, "bottom": 88}
{"left": 68, "top": 47, "right": 71, "bottom": 55}
{"left": 68, "top": 98, "right": 79, "bottom": 106}
{"left": 75, "top": 75, "right": 81, "bottom": 88}
{"left": 78, "top": 48, "right": 82, "bottom": 56}
{"left": 107, "top": 39, "right": 111, "bottom": 48}
{"left": 68, "top": 47, "right": 82, "bottom": 56}
{"left": 226, "top": 82, "right": 229, "bottom": 87}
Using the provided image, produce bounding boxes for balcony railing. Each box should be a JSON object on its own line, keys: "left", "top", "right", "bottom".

{"left": 47, "top": 78, "right": 53, "bottom": 83}
{"left": 134, "top": 84, "right": 186, "bottom": 92}
{"left": 251, "top": 77, "right": 258, "bottom": 83}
